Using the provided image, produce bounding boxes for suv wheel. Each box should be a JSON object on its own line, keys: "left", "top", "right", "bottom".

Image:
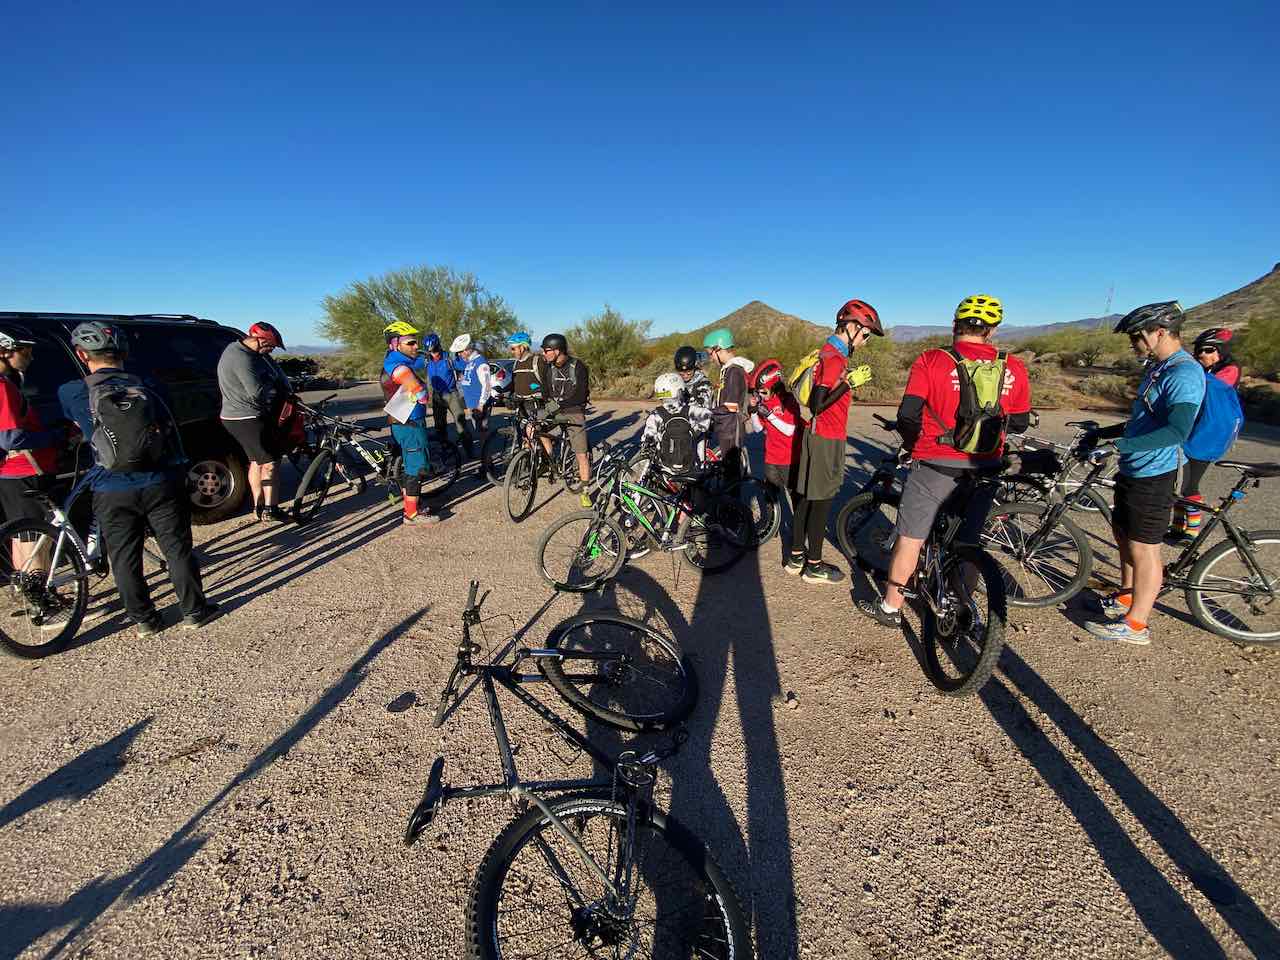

{"left": 188, "top": 448, "right": 248, "bottom": 525}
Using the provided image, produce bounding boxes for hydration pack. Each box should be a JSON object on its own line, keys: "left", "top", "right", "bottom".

{"left": 84, "top": 372, "right": 169, "bottom": 472}
{"left": 1184, "top": 370, "right": 1244, "bottom": 462}
{"left": 927, "top": 348, "right": 1009, "bottom": 456}
{"left": 652, "top": 405, "right": 696, "bottom": 472}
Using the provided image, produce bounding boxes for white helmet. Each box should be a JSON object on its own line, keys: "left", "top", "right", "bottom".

{"left": 450, "top": 333, "right": 472, "bottom": 353}
{"left": 653, "top": 372, "right": 685, "bottom": 400}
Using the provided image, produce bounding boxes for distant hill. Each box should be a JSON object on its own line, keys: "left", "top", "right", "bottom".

{"left": 284, "top": 343, "right": 343, "bottom": 356}
{"left": 650, "top": 300, "right": 827, "bottom": 353}
{"left": 1185, "top": 262, "right": 1280, "bottom": 335}
{"left": 888, "top": 316, "right": 1122, "bottom": 344}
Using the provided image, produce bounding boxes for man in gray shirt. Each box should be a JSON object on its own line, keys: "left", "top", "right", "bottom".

{"left": 217, "top": 322, "right": 291, "bottom": 521}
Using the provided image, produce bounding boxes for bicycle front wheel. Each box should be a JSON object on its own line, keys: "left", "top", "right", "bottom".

{"left": 480, "top": 424, "right": 514, "bottom": 485}
{"left": 1185, "top": 530, "right": 1280, "bottom": 645}
{"left": 541, "top": 611, "right": 696, "bottom": 731}
{"left": 678, "top": 497, "right": 749, "bottom": 574}
{"left": 981, "top": 502, "right": 1092, "bottom": 607}
{"left": 535, "top": 510, "right": 627, "bottom": 592}
{"left": 836, "top": 489, "right": 900, "bottom": 574}
{"left": 466, "top": 794, "right": 750, "bottom": 960}
{"left": 920, "top": 545, "right": 1007, "bottom": 696}
{"left": 0, "top": 520, "right": 89, "bottom": 659}
{"left": 560, "top": 440, "right": 585, "bottom": 493}
{"left": 736, "top": 478, "right": 780, "bottom": 546}
{"left": 292, "top": 450, "right": 335, "bottom": 522}
{"left": 503, "top": 448, "right": 538, "bottom": 522}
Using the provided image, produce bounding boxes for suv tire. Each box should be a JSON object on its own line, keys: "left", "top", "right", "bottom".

{"left": 188, "top": 447, "right": 249, "bottom": 525}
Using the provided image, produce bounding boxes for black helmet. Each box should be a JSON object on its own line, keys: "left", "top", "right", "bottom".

{"left": 1193, "top": 327, "right": 1233, "bottom": 354}
{"left": 673, "top": 345, "right": 699, "bottom": 371}
{"left": 541, "top": 333, "right": 568, "bottom": 353}
{"left": 71, "top": 321, "right": 129, "bottom": 353}
{"left": 1113, "top": 301, "right": 1183, "bottom": 335}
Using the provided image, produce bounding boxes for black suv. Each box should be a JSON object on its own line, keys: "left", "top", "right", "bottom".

{"left": 0, "top": 312, "right": 251, "bottom": 525}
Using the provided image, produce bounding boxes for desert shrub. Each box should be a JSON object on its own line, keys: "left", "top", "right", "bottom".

{"left": 1240, "top": 384, "right": 1280, "bottom": 421}
{"left": 566, "top": 306, "right": 652, "bottom": 394}
{"left": 1022, "top": 327, "right": 1128, "bottom": 368}
{"left": 1236, "top": 313, "right": 1280, "bottom": 380}
{"left": 1077, "top": 374, "right": 1132, "bottom": 405}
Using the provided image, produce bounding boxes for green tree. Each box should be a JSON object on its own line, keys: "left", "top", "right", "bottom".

{"left": 566, "top": 305, "right": 652, "bottom": 391}
{"left": 1236, "top": 310, "right": 1280, "bottom": 381}
{"left": 318, "top": 264, "right": 518, "bottom": 372}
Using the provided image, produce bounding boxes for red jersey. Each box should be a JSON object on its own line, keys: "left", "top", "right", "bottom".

{"left": 759, "top": 391, "right": 803, "bottom": 466}
{"left": 0, "top": 375, "right": 57, "bottom": 478}
{"left": 904, "top": 342, "right": 1031, "bottom": 463}
{"left": 811, "top": 340, "right": 851, "bottom": 440}
{"left": 1212, "top": 363, "right": 1240, "bottom": 387}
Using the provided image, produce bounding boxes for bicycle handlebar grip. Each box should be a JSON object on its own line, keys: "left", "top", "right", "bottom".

{"left": 466, "top": 580, "right": 478, "bottom": 608}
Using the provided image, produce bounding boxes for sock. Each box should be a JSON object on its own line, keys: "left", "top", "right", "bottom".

{"left": 880, "top": 600, "right": 898, "bottom": 615}
{"left": 1114, "top": 592, "right": 1133, "bottom": 608}
{"left": 1125, "top": 615, "right": 1147, "bottom": 632}
{"left": 1185, "top": 494, "right": 1204, "bottom": 532}
{"left": 403, "top": 495, "right": 419, "bottom": 519}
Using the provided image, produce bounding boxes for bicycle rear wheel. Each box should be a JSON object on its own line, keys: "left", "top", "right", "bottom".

{"left": 560, "top": 439, "right": 585, "bottom": 493}
{"left": 736, "top": 478, "right": 780, "bottom": 546}
{"left": 292, "top": 450, "right": 335, "bottom": 522}
{"left": 421, "top": 441, "right": 462, "bottom": 498}
{"left": 466, "top": 793, "right": 750, "bottom": 960}
{"left": 981, "top": 502, "right": 1092, "bottom": 607}
{"left": 535, "top": 510, "right": 627, "bottom": 591}
{"left": 0, "top": 520, "right": 88, "bottom": 659}
{"left": 1185, "top": 530, "right": 1280, "bottom": 645}
{"left": 836, "top": 489, "right": 900, "bottom": 574}
{"left": 678, "top": 496, "right": 749, "bottom": 574}
{"left": 920, "top": 546, "right": 1007, "bottom": 696}
{"left": 503, "top": 448, "right": 538, "bottom": 521}
{"left": 480, "top": 423, "right": 514, "bottom": 485}
{"left": 541, "top": 611, "right": 696, "bottom": 731}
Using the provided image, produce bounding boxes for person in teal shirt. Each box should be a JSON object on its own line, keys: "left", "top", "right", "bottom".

{"left": 1080, "top": 301, "right": 1205, "bottom": 645}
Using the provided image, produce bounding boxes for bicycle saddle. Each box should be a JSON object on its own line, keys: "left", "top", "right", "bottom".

{"left": 1066, "top": 420, "right": 1100, "bottom": 431}
{"left": 1215, "top": 460, "right": 1280, "bottom": 478}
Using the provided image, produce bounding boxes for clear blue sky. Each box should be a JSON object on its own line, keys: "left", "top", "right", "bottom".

{"left": 3, "top": 2, "right": 1277, "bottom": 344}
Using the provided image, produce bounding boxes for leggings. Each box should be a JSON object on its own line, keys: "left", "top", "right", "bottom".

{"left": 790, "top": 494, "right": 832, "bottom": 564}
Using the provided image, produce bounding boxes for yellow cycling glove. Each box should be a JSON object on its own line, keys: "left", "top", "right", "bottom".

{"left": 846, "top": 365, "right": 873, "bottom": 389}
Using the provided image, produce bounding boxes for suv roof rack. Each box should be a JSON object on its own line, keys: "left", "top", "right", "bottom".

{"left": 127, "top": 314, "right": 217, "bottom": 325}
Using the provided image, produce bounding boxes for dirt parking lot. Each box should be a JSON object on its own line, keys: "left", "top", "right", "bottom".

{"left": 2, "top": 389, "right": 1278, "bottom": 960}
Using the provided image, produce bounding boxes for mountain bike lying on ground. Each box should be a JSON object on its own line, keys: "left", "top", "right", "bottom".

{"left": 836, "top": 414, "right": 1010, "bottom": 696}
{"left": 534, "top": 444, "right": 753, "bottom": 592}
{"left": 981, "top": 441, "right": 1280, "bottom": 645}
{"left": 290, "top": 402, "right": 461, "bottom": 522}
{"left": 502, "top": 406, "right": 590, "bottom": 522}
{"left": 404, "top": 582, "right": 749, "bottom": 959}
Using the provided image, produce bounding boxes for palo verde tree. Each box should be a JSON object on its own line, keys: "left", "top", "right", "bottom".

{"left": 566, "top": 305, "right": 652, "bottom": 390}
{"left": 318, "top": 264, "right": 518, "bottom": 370}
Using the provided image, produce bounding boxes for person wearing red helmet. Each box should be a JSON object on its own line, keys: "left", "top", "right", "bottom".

{"left": 789, "top": 299, "right": 882, "bottom": 584}
{"left": 217, "top": 322, "right": 292, "bottom": 521}
{"left": 748, "top": 357, "right": 803, "bottom": 531}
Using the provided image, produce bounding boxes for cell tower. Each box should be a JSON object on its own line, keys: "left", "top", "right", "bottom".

{"left": 1104, "top": 285, "right": 1115, "bottom": 316}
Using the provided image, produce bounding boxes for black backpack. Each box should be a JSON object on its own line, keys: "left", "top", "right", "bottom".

{"left": 653, "top": 405, "right": 696, "bottom": 472}
{"left": 84, "top": 372, "right": 169, "bottom": 473}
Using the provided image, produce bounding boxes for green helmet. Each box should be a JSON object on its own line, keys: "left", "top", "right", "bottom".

{"left": 702, "top": 327, "right": 734, "bottom": 350}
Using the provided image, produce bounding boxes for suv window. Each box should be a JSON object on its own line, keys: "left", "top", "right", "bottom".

{"left": 20, "top": 334, "right": 83, "bottom": 406}
{"left": 121, "top": 325, "right": 238, "bottom": 385}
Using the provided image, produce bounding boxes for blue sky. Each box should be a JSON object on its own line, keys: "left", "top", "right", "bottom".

{"left": 3, "top": 2, "right": 1277, "bottom": 344}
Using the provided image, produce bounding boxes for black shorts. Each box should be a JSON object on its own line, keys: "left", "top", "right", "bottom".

{"left": 0, "top": 474, "right": 54, "bottom": 525}
{"left": 1113, "top": 470, "right": 1177, "bottom": 544}
{"left": 222, "top": 417, "right": 276, "bottom": 464}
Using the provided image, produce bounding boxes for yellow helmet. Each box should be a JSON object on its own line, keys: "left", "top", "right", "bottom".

{"left": 954, "top": 294, "right": 1003, "bottom": 326}
{"left": 384, "top": 321, "right": 420, "bottom": 343}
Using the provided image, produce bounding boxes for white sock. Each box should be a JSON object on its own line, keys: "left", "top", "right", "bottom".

{"left": 880, "top": 600, "right": 898, "bottom": 615}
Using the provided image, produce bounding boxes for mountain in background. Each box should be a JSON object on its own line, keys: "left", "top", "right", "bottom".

{"left": 1185, "top": 262, "right": 1280, "bottom": 334}
{"left": 285, "top": 343, "right": 344, "bottom": 355}
{"left": 648, "top": 299, "right": 827, "bottom": 352}
{"left": 888, "top": 315, "right": 1122, "bottom": 344}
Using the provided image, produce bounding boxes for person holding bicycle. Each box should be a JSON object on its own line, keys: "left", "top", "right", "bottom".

{"left": 1079, "top": 302, "right": 1205, "bottom": 644}
{"left": 382, "top": 322, "right": 441, "bottom": 525}
{"left": 790, "top": 299, "right": 882, "bottom": 584}
{"left": 858, "top": 295, "right": 1030, "bottom": 623}
{"left": 540, "top": 333, "right": 592, "bottom": 508}
{"left": 423, "top": 333, "right": 475, "bottom": 458}
{"left": 0, "top": 326, "right": 63, "bottom": 608}
{"left": 509, "top": 331, "right": 547, "bottom": 418}
{"left": 217, "top": 321, "right": 291, "bottom": 522}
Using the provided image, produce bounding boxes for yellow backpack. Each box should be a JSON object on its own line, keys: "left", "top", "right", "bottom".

{"left": 788, "top": 347, "right": 850, "bottom": 416}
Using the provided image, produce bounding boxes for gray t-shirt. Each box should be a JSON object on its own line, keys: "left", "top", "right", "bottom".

{"left": 218, "top": 341, "right": 289, "bottom": 420}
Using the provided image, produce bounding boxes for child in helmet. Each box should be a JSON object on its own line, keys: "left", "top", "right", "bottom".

{"left": 748, "top": 358, "right": 803, "bottom": 509}
{"left": 643, "top": 372, "right": 712, "bottom": 470}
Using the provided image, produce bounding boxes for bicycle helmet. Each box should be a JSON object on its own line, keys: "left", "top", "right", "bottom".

{"left": 1193, "top": 327, "right": 1232, "bottom": 353}
{"left": 836, "top": 299, "right": 885, "bottom": 335}
{"left": 674, "top": 345, "right": 699, "bottom": 371}
{"left": 507, "top": 331, "right": 532, "bottom": 347}
{"left": 954, "top": 295, "right": 1003, "bottom": 327}
{"left": 422, "top": 332, "right": 441, "bottom": 352}
{"left": 653, "top": 372, "right": 685, "bottom": 400}
{"left": 702, "top": 328, "right": 734, "bottom": 350}
{"left": 384, "top": 321, "right": 420, "bottom": 344}
{"left": 750, "top": 357, "right": 784, "bottom": 393}
{"left": 1113, "top": 301, "right": 1183, "bottom": 335}
{"left": 248, "top": 321, "right": 285, "bottom": 350}
{"left": 541, "top": 333, "right": 568, "bottom": 352}
{"left": 0, "top": 326, "right": 37, "bottom": 351}
{"left": 70, "top": 321, "right": 128, "bottom": 354}
{"left": 450, "top": 333, "right": 472, "bottom": 353}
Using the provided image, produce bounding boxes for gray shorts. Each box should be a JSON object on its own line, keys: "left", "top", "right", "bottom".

{"left": 894, "top": 462, "right": 997, "bottom": 542}
{"left": 554, "top": 411, "right": 589, "bottom": 454}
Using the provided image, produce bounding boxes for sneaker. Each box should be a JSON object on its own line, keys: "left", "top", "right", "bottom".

{"left": 1163, "top": 528, "right": 1194, "bottom": 546}
{"left": 1099, "top": 593, "right": 1132, "bottom": 618}
{"left": 801, "top": 561, "right": 844, "bottom": 585}
{"left": 579, "top": 492, "right": 594, "bottom": 509}
{"left": 783, "top": 554, "right": 805, "bottom": 575}
{"left": 262, "top": 506, "right": 290, "bottom": 523}
{"left": 403, "top": 511, "right": 441, "bottom": 525}
{"left": 182, "top": 602, "right": 221, "bottom": 630}
{"left": 855, "top": 598, "right": 904, "bottom": 628}
{"left": 1084, "top": 617, "right": 1151, "bottom": 646}
{"left": 136, "top": 614, "right": 165, "bottom": 637}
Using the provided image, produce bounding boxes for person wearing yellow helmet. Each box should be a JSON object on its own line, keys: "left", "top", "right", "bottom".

{"left": 381, "top": 321, "right": 440, "bottom": 524}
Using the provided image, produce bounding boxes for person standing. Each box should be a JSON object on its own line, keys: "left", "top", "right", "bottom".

{"left": 1081, "top": 301, "right": 1205, "bottom": 644}
{"left": 748, "top": 358, "right": 803, "bottom": 529}
{"left": 0, "top": 326, "right": 63, "bottom": 610}
{"left": 453, "top": 334, "right": 493, "bottom": 443}
{"left": 540, "top": 333, "right": 593, "bottom": 508}
{"left": 59, "top": 322, "right": 216, "bottom": 636}
{"left": 702, "top": 329, "right": 751, "bottom": 484}
{"left": 790, "top": 300, "right": 881, "bottom": 584}
{"left": 217, "top": 322, "right": 291, "bottom": 522}
{"left": 423, "top": 333, "right": 474, "bottom": 457}
{"left": 381, "top": 322, "right": 440, "bottom": 525}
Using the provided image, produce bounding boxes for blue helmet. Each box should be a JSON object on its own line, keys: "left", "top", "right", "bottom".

{"left": 507, "top": 331, "right": 532, "bottom": 347}
{"left": 422, "top": 332, "right": 441, "bottom": 352}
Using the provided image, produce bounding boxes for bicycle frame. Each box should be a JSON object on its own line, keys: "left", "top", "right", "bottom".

{"left": 23, "top": 485, "right": 92, "bottom": 592}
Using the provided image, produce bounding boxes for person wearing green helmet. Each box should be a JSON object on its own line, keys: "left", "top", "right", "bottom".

{"left": 702, "top": 328, "right": 750, "bottom": 483}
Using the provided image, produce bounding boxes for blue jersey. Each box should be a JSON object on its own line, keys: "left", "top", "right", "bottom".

{"left": 381, "top": 350, "right": 428, "bottom": 423}
{"left": 1120, "top": 349, "right": 1205, "bottom": 478}
{"left": 424, "top": 353, "right": 457, "bottom": 394}
{"left": 456, "top": 353, "right": 490, "bottom": 409}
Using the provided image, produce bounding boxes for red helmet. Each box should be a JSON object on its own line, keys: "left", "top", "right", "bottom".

{"left": 248, "top": 322, "right": 285, "bottom": 350}
{"left": 750, "top": 357, "right": 784, "bottom": 393}
{"left": 836, "top": 299, "right": 883, "bottom": 336}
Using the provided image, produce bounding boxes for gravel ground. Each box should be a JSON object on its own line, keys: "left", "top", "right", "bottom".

{"left": 2, "top": 388, "right": 1278, "bottom": 960}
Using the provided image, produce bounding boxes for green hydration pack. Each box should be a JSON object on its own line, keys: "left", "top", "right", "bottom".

{"left": 927, "top": 348, "right": 1009, "bottom": 455}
